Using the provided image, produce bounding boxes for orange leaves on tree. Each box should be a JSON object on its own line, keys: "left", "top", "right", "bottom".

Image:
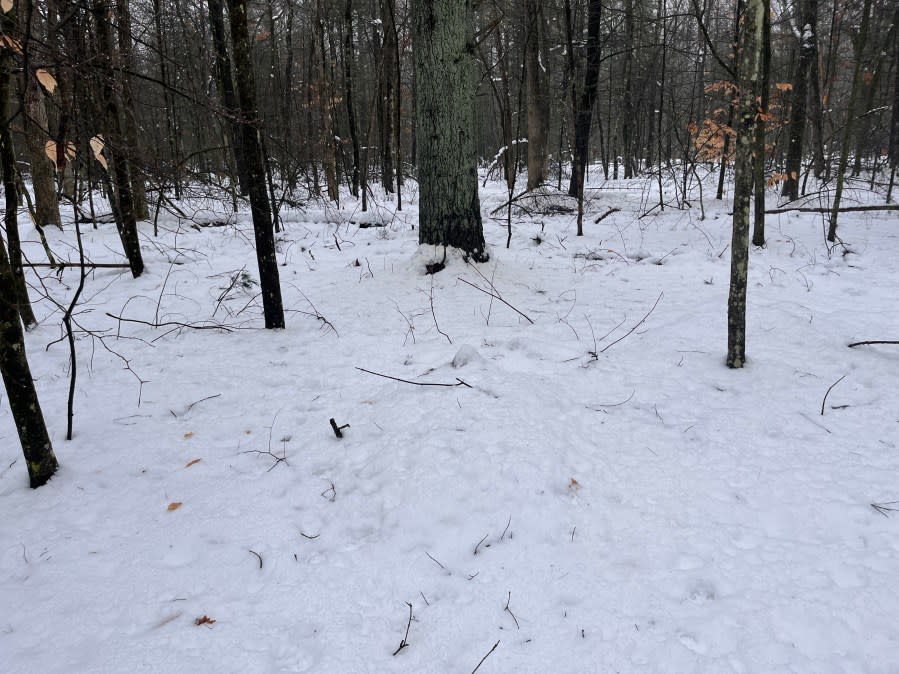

{"left": 688, "top": 119, "right": 735, "bottom": 163}
{"left": 0, "top": 34, "right": 22, "bottom": 53}
{"left": 36, "top": 69, "right": 57, "bottom": 93}
{"left": 44, "top": 140, "right": 76, "bottom": 171}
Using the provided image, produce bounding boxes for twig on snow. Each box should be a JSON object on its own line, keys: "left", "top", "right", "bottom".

{"left": 474, "top": 533, "right": 489, "bottom": 555}
{"left": 848, "top": 340, "right": 899, "bottom": 348}
{"left": 356, "top": 367, "right": 471, "bottom": 388}
{"left": 471, "top": 640, "right": 500, "bottom": 674}
{"left": 457, "top": 277, "right": 534, "bottom": 324}
{"left": 599, "top": 292, "right": 663, "bottom": 354}
{"left": 504, "top": 592, "right": 520, "bottom": 629}
{"left": 392, "top": 602, "right": 413, "bottom": 656}
{"left": 425, "top": 552, "right": 447, "bottom": 571}
{"left": 330, "top": 418, "right": 350, "bottom": 438}
{"left": 821, "top": 374, "right": 847, "bottom": 415}
{"left": 871, "top": 501, "right": 899, "bottom": 517}
{"left": 248, "top": 550, "right": 263, "bottom": 569}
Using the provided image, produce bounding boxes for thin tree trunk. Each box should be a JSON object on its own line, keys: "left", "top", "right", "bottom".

{"left": 782, "top": 0, "right": 817, "bottom": 201}
{"left": 226, "top": 0, "right": 285, "bottom": 329}
{"left": 343, "top": 0, "right": 360, "bottom": 197}
{"left": 0, "top": 232, "right": 58, "bottom": 487}
{"left": 92, "top": 0, "right": 144, "bottom": 278}
{"left": 828, "top": 0, "right": 872, "bottom": 243}
{"left": 115, "top": 0, "right": 149, "bottom": 220}
{"left": 0, "top": 15, "right": 57, "bottom": 486}
{"left": 524, "top": 0, "right": 549, "bottom": 190}
{"left": 208, "top": 0, "right": 249, "bottom": 196}
{"left": 727, "top": 0, "right": 764, "bottom": 368}
{"left": 19, "top": 2, "right": 61, "bottom": 230}
{"left": 0, "top": 10, "right": 36, "bottom": 328}
{"left": 568, "top": 0, "right": 602, "bottom": 209}
{"left": 751, "top": 0, "right": 770, "bottom": 245}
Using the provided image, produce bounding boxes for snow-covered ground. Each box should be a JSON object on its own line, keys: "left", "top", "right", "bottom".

{"left": 2, "top": 173, "right": 898, "bottom": 673}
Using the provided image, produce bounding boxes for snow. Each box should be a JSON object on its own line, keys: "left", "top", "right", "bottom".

{"left": 2, "top": 173, "right": 899, "bottom": 673}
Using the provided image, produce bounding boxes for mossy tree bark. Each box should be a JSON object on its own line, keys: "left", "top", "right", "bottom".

{"left": 226, "top": 0, "right": 285, "bottom": 328}
{"left": 727, "top": 0, "right": 764, "bottom": 369}
{"left": 412, "top": 0, "right": 486, "bottom": 261}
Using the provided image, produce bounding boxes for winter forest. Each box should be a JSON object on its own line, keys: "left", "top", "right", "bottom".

{"left": 2, "top": 0, "right": 898, "bottom": 671}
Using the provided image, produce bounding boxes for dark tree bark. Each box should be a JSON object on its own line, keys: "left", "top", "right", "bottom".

{"left": 0, "top": 11, "right": 36, "bottom": 329}
{"left": 208, "top": 0, "right": 249, "bottom": 196}
{"left": 19, "top": 2, "right": 61, "bottom": 230}
{"left": 828, "top": 0, "right": 872, "bottom": 243}
{"left": 568, "top": 0, "right": 602, "bottom": 204}
{"left": 412, "top": 0, "right": 486, "bottom": 261}
{"left": 226, "top": 0, "right": 285, "bottom": 328}
{"left": 890, "top": 4, "right": 899, "bottom": 169}
{"left": 343, "top": 0, "right": 360, "bottom": 197}
{"left": 0, "top": 234, "right": 58, "bottom": 488}
{"left": 782, "top": 0, "right": 818, "bottom": 201}
{"left": 524, "top": 0, "right": 550, "bottom": 190}
{"left": 751, "top": 0, "right": 770, "bottom": 246}
{"left": 0, "top": 38, "right": 58, "bottom": 486}
{"left": 379, "top": 0, "right": 398, "bottom": 193}
{"left": 727, "top": 0, "right": 764, "bottom": 369}
{"left": 91, "top": 0, "right": 144, "bottom": 278}
{"left": 115, "top": 0, "right": 149, "bottom": 220}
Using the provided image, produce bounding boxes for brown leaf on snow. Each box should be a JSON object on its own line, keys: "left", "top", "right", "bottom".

{"left": 569, "top": 478, "right": 581, "bottom": 491}
{"left": 167, "top": 502, "right": 182, "bottom": 511}
{"left": 194, "top": 615, "right": 216, "bottom": 626}
{"left": 183, "top": 431, "right": 194, "bottom": 439}
{"left": 185, "top": 458, "right": 202, "bottom": 467}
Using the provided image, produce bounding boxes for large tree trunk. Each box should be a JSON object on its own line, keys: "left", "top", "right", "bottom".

{"left": 226, "top": 0, "right": 285, "bottom": 329}
{"left": 727, "top": 0, "right": 764, "bottom": 369}
{"left": 568, "top": 0, "right": 602, "bottom": 203}
{"left": 524, "top": 0, "right": 549, "bottom": 190}
{"left": 412, "top": 0, "right": 486, "bottom": 261}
